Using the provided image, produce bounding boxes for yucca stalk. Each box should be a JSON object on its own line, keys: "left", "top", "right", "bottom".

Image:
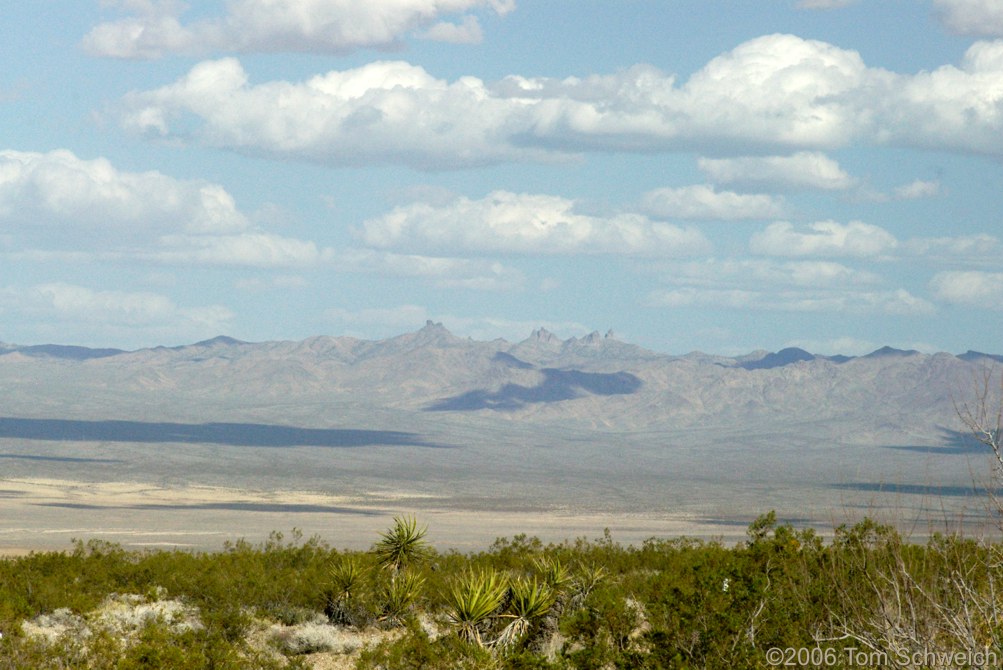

{"left": 379, "top": 570, "right": 424, "bottom": 626}
{"left": 446, "top": 569, "right": 507, "bottom": 648}
{"left": 496, "top": 576, "right": 554, "bottom": 650}
{"left": 374, "top": 515, "right": 430, "bottom": 575}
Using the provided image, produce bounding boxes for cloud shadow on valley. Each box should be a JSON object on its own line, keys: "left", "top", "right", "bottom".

{"left": 35, "top": 501, "right": 383, "bottom": 515}
{"left": 0, "top": 417, "right": 447, "bottom": 449}
{"left": 830, "top": 482, "right": 994, "bottom": 498}
{"left": 0, "top": 453, "right": 125, "bottom": 464}
{"left": 884, "top": 428, "right": 990, "bottom": 456}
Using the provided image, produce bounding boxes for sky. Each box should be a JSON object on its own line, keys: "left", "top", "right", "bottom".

{"left": 1, "top": 0, "right": 1003, "bottom": 356}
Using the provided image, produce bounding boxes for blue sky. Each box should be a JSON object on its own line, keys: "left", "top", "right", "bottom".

{"left": 2, "top": 0, "right": 1002, "bottom": 355}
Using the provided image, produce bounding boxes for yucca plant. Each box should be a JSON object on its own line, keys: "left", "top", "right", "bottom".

{"left": 570, "top": 562, "right": 607, "bottom": 608}
{"left": 445, "top": 569, "right": 507, "bottom": 648}
{"left": 379, "top": 570, "right": 424, "bottom": 627}
{"left": 373, "top": 515, "right": 430, "bottom": 575}
{"left": 496, "top": 576, "right": 554, "bottom": 651}
{"left": 534, "top": 556, "right": 570, "bottom": 593}
{"left": 330, "top": 556, "right": 365, "bottom": 600}
{"left": 525, "top": 556, "right": 574, "bottom": 653}
{"left": 326, "top": 556, "right": 369, "bottom": 626}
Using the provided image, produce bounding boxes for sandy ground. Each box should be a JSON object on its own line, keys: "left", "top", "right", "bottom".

{"left": 0, "top": 477, "right": 758, "bottom": 555}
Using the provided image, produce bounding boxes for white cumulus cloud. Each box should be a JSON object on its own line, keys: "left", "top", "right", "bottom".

{"left": 120, "top": 59, "right": 552, "bottom": 170}
{"left": 418, "top": 15, "right": 484, "bottom": 44}
{"left": 83, "top": 0, "right": 514, "bottom": 58}
{"left": 0, "top": 149, "right": 248, "bottom": 243}
{"left": 360, "top": 191, "right": 712, "bottom": 256}
{"left": 0, "top": 149, "right": 333, "bottom": 269}
{"left": 904, "top": 234, "right": 999, "bottom": 264}
{"left": 639, "top": 185, "right": 787, "bottom": 220}
{"left": 881, "top": 40, "right": 1003, "bottom": 154}
{"left": 116, "top": 33, "right": 1003, "bottom": 165}
{"left": 750, "top": 221, "right": 898, "bottom": 257}
{"left": 930, "top": 270, "right": 1003, "bottom": 306}
{"left": 697, "top": 152, "right": 857, "bottom": 191}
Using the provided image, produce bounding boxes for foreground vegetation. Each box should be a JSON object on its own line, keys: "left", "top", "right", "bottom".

{"left": 4, "top": 512, "right": 1003, "bottom": 669}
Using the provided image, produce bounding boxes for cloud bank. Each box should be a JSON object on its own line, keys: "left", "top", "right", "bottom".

{"left": 83, "top": 0, "right": 515, "bottom": 59}
{"left": 750, "top": 221, "right": 898, "bottom": 258}
{"left": 639, "top": 185, "right": 787, "bottom": 220}
{"left": 116, "top": 34, "right": 1003, "bottom": 168}
{"left": 360, "top": 191, "right": 712, "bottom": 256}
{"left": 0, "top": 149, "right": 326, "bottom": 268}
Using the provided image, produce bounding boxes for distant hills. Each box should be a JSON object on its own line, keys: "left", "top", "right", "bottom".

{"left": 1, "top": 321, "right": 1000, "bottom": 533}
{"left": 1, "top": 321, "right": 997, "bottom": 433}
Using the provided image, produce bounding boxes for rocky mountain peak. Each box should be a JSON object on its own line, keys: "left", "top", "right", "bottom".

{"left": 530, "top": 327, "right": 560, "bottom": 344}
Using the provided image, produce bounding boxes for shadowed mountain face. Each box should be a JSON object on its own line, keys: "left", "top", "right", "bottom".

{"left": 959, "top": 350, "right": 1003, "bottom": 364}
{"left": 426, "top": 368, "right": 642, "bottom": 411}
{"left": 739, "top": 347, "right": 815, "bottom": 370}
{"left": 0, "top": 417, "right": 446, "bottom": 449}
{"left": 492, "top": 351, "right": 535, "bottom": 369}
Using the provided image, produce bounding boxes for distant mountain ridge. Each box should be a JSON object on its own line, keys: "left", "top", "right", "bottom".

{"left": 1, "top": 323, "right": 994, "bottom": 366}
{"left": 1, "top": 321, "right": 997, "bottom": 435}
{"left": 1, "top": 320, "right": 998, "bottom": 530}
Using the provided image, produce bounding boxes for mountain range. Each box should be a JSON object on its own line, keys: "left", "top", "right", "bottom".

{"left": 2, "top": 321, "right": 997, "bottom": 430}
{"left": 0, "top": 322, "right": 999, "bottom": 542}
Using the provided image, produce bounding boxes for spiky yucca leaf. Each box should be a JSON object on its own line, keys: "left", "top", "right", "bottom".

{"left": 379, "top": 570, "right": 424, "bottom": 626}
{"left": 496, "top": 577, "right": 554, "bottom": 650}
{"left": 373, "top": 515, "right": 429, "bottom": 574}
{"left": 446, "top": 569, "right": 507, "bottom": 647}
{"left": 534, "top": 556, "right": 570, "bottom": 592}
{"left": 330, "top": 557, "right": 365, "bottom": 600}
{"left": 509, "top": 576, "right": 554, "bottom": 619}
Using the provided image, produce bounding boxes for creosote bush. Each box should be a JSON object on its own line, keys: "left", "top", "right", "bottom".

{"left": 5, "top": 513, "right": 1003, "bottom": 668}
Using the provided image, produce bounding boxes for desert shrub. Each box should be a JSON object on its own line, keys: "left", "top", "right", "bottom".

{"left": 269, "top": 617, "right": 361, "bottom": 655}
{"left": 7, "top": 515, "right": 1003, "bottom": 668}
{"left": 356, "top": 617, "right": 496, "bottom": 670}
